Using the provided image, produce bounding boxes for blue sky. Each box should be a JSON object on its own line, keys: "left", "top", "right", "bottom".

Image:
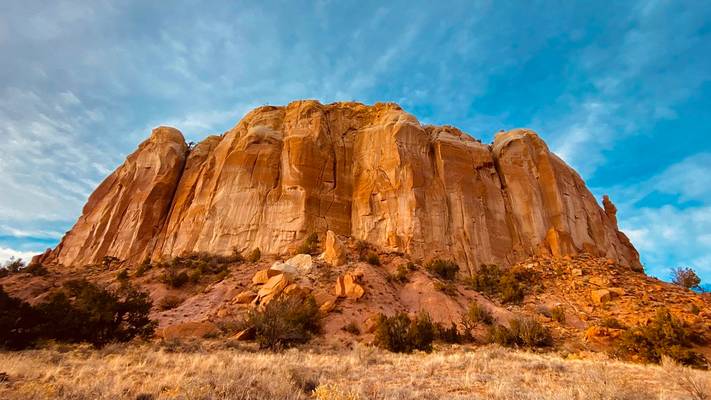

{"left": 0, "top": 1, "right": 709, "bottom": 282}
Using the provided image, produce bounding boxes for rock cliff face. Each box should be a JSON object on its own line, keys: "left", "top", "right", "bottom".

{"left": 39, "top": 100, "right": 642, "bottom": 273}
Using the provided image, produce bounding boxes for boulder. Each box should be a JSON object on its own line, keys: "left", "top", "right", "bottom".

{"left": 252, "top": 269, "right": 280, "bottom": 285}
{"left": 335, "top": 272, "right": 365, "bottom": 300}
{"left": 233, "top": 291, "right": 257, "bottom": 304}
{"left": 319, "top": 299, "right": 336, "bottom": 314}
{"left": 322, "top": 230, "right": 347, "bottom": 266}
{"left": 257, "top": 273, "right": 291, "bottom": 304}
{"left": 591, "top": 289, "right": 612, "bottom": 305}
{"left": 232, "top": 327, "right": 255, "bottom": 341}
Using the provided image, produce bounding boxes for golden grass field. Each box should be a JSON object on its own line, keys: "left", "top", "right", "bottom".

{"left": 0, "top": 341, "right": 709, "bottom": 400}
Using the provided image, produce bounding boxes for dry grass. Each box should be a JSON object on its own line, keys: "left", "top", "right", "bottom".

{"left": 0, "top": 342, "right": 709, "bottom": 400}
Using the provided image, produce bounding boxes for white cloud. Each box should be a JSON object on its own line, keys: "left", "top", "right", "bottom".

{"left": 0, "top": 247, "right": 40, "bottom": 265}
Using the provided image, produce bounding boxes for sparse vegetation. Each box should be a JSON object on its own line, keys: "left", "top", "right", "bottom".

{"left": 615, "top": 308, "right": 707, "bottom": 369}
{"left": 247, "top": 248, "right": 262, "bottom": 263}
{"left": 671, "top": 267, "right": 702, "bottom": 290}
{"left": 341, "top": 321, "right": 360, "bottom": 335}
{"left": 373, "top": 311, "right": 435, "bottom": 353}
{"left": 435, "top": 322, "right": 461, "bottom": 344}
{"left": 469, "top": 263, "right": 528, "bottom": 304}
{"left": 433, "top": 280, "right": 457, "bottom": 296}
{"left": 159, "top": 295, "right": 184, "bottom": 310}
{"left": 550, "top": 305, "right": 566, "bottom": 323}
{"left": 388, "top": 264, "right": 410, "bottom": 283}
{"left": 3, "top": 257, "right": 25, "bottom": 273}
{"left": 487, "top": 317, "right": 552, "bottom": 348}
{"left": 25, "top": 262, "right": 48, "bottom": 276}
{"left": 116, "top": 268, "right": 129, "bottom": 281}
{"left": 246, "top": 294, "right": 320, "bottom": 350}
{"left": 365, "top": 252, "right": 380, "bottom": 266}
{"left": 598, "top": 317, "right": 627, "bottom": 330}
{"left": 296, "top": 233, "right": 320, "bottom": 255}
{"left": 424, "top": 258, "right": 459, "bottom": 281}
{"left": 461, "top": 302, "right": 493, "bottom": 335}
{"left": 0, "top": 281, "right": 155, "bottom": 349}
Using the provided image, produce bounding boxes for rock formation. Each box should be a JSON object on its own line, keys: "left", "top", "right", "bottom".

{"left": 40, "top": 100, "right": 643, "bottom": 273}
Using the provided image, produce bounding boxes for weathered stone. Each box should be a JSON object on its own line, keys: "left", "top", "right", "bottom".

{"left": 591, "top": 289, "right": 612, "bottom": 305}
{"left": 335, "top": 272, "right": 365, "bottom": 300}
{"left": 257, "top": 273, "right": 290, "bottom": 304}
{"left": 42, "top": 101, "right": 643, "bottom": 274}
{"left": 322, "top": 230, "right": 347, "bottom": 266}
{"left": 233, "top": 291, "right": 257, "bottom": 304}
{"left": 232, "top": 327, "right": 255, "bottom": 341}
{"left": 271, "top": 254, "right": 314, "bottom": 276}
{"left": 252, "top": 269, "right": 280, "bottom": 285}
{"left": 319, "top": 299, "right": 336, "bottom": 314}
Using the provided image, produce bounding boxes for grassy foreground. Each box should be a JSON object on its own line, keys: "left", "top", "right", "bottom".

{"left": 0, "top": 342, "right": 709, "bottom": 400}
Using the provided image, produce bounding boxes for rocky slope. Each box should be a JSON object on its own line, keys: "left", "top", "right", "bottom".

{"left": 34, "top": 100, "right": 641, "bottom": 274}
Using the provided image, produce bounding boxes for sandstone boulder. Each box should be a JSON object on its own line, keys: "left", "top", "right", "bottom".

{"left": 257, "top": 273, "right": 290, "bottom": 304}
{"left": 591, "top": 289, "right": 612, "bottom": 305}
{"left": 335, "top": 272, "right": 365, "bottom": 300}
{"left": 233, "top": 291, "right": 257, "bottom": 304}
{"left": 252, "top": 269, "right": 280, "bottom": 285}
{"left": 322, "top": 230, "right": 347, "bottom": 266}
{"left": 270, "top": 254, "right": 314, "bottom": 276}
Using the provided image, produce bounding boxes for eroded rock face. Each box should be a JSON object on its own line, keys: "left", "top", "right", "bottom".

{"left": 43, "top": 101, "right": 643, "bottom": 272}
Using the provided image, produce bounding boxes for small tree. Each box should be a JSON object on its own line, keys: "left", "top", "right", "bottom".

{"left": 671, "top": 267, "right": 702, "bottom": 290}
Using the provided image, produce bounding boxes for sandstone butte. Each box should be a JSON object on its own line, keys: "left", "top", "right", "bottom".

{"left": 35, "top": 100, "right": 642, "bottom": 274}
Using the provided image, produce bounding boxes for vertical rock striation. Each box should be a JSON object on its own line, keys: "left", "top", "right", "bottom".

{"left": 42, "top": 101, "right": 643, "bottom": 272}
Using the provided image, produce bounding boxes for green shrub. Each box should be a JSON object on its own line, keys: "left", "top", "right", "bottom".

{"left": 615, "top": 308, "right": 707, "bottom": 368}
{"left": 388, "top": 264, "right": 410, "bottom": 283}
{"left": 159, "top": 295, "right": 183, "bottom": 310}
{"left": 671, "top": 267, "right": 702, "bottom": 290}
{"left": 246, "top": 295, "right": 320, "bottom": 350}
{"left": 366, "top": 252, "right": 380, "bottom": 266}
{"left": 469, "top": 264, "right": 528, "bottom": 304}
{"left": 3, "top": 257, "right": 25, "bottom": 273}
{"left": 373, "top": 311, "right": 435, "bottom": 353}
{"left": 247, "top": 248, "right": 262, "bottom": 263}
{"left": 487, "top": 317, "right": 552, "bottom": 348}
{"left": 464, "top": 302, "right": 493, "bottom": 326}
{"left": 296, "top": 233, "right": 320, "bottom": 255}
{"left": 550, "top": 305, "right": 566, "bottom": 323}
{"left": 436, "top": 322, "right": 461, "bottom": 344}
{"left": 25, "top": 263, "right": 48, "bottom": 276}
{"left": 134, "top": 260, "right": 152, "bottom": 277}
{"left": 162, "top": 269, "right": 189, "bottom": 288}
{"left": 598, "top": 317, "right": 626, "bottom": 329}
{"left": 342, "top": 321, "right": 360, "bottom": 335}
{"left": 116, "top": 269, "right": 129, "bottom": 281}
{"left": 433, "top": 281, "right": 457, "bottom": 296}
{"left": 1, "top": 280, "right": 155, "bottom": 348}
{"left": 425, "top": 259, "right": 459, "bottom": 281}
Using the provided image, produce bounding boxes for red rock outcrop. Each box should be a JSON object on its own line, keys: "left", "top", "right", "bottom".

{"left": 42, "top": 101, "right": 642, "bottom": 273}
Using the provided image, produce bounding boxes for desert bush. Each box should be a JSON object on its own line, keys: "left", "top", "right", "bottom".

{"left": 247, "top": 247, "right": 262, "bottom": 263}
{"left": 615, "top": 308, "right": 707, "bottom": 368}
{"left": 469, "top": 264, "right": 527, "bottom": 304}
{"left": 246, "top": 294, "right": 320, "bottom": 350}
{"left": 342, "top": 321, "right": 360, "bottom": 335}
{"left": 162, "top": 269, "right": 189, "bottom": 288}
{"left": 433, "top": 281, "right": 457, "bottom": 296}
{"left": 671, "top": 267, "right": 702, "bottom": 290}
{"left": 101, "top": 256, "right": 120, "bottom": 269}
{"left": 297, "top": 232, "right": 320, "bottom": 255}
{"left": 388, "top": 264, "right": 410, "bottom": 283}
{"left": 1, "top": 280, "right": 155, "bottom": 349}
{"left": 355, "top": 240, "right": 370, "bottom": 256}
{"left": 3, "top": 257, "right": 25, "bottom": 273}
{"left": 550, "top": 305, "right": 566, "bottom": 323}
{"left": 463, "top": 302, "right": 493, "bottom": 327}
{"left": 373, "top": 311, "right": 435, "bottom": 353}
{"left": 25, "top": 263, "right": 48, "bottom": 276}
{"left": 425, "top": 258, "right": 459, "bottom": 281}
{"left": 116, "top": 269, "right": 129, "bottom": 281}
{"left": 134, "top": 260, "right": 152, "bottom": 277}
{"left": 159, "top": 295, "right": 184, "bottom": 310}
{"left": 436, "top": 322, "right": 461, "bottom": 344}
{"left": 0, "top": 285, "right": 41, "bottom": 349}
{"left": 365, "top": 252, "right": 380, "bottom": 266}
{"left": 487, "top": 317, "right": 552, "bottom": 348}
{"left": 598, "top": 317, "right": 627, "bottom": 330}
